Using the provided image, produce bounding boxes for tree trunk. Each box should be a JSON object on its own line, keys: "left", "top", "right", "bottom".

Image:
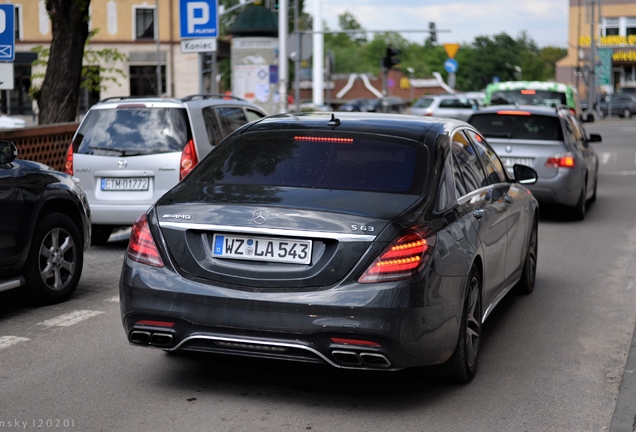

{"left": 39, "top": 0, "right": 90, "bottom": 125}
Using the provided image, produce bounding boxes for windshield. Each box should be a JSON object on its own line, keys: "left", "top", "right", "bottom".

{"left": 489, "top": 90, "right": 567, "bottom": 108}
{"left": 73, "top": 107, "right": 191, "bottom": 156}
{"left": 469, "top": 113, "right": 564, "bottom": 141}
{"left": 187, "top": 132, "right": 427, "bottom": 194}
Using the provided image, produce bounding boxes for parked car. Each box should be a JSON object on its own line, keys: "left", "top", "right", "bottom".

{"left": 0, "top": 115, "right": 26, "bottom": 129}
{"left": 598, "top": 94, "right": 636, "bottom": 118}
{"left": 0, "top": 141, "right": 91, "bottom": 305}
{"left": 361, "top": 97, "right": 406, "bottom": 113}
{"left": 408, "top": 94, "right": 479, "bottom": 121}
{"left": 65, "top": 94, "right": 268, "bottom": 245}
{"left": 338, "top": 98, "right": 372, "bottom": 112}
{"left": 120, "top": 112, "right": 539, "bottom": 383}
{"left": 468, "top": 105, "right": 601, "bottom": 220}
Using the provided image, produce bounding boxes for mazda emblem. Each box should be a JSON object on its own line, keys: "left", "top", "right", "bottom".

{"left": 253, "top": 209, "right": 269, "bottom": 224}
{"left": 118, "top": 160, "right": 127, "bottom": 168}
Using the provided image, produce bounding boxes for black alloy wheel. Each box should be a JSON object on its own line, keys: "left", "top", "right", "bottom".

{"left": 516, "top": 217, "right": 538, "bottom": 295}
{"left": 24, "top": 212, "right": 84, "bottom": 305}
{"left": 443, "top": 265, "right": 482, "bottom": 383}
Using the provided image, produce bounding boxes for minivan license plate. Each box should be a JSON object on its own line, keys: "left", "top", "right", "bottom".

{"left": 101, "top": 177, "right": 149, "bottom": 191}
{"left": 212, "top": 234, "right": 312, "bottom": 265}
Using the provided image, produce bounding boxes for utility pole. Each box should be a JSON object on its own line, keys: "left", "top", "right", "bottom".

{"left": 587, "top": 0, "right": 596, "bottom": 117}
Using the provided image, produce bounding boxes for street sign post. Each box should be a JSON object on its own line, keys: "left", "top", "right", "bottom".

{"left": 443, "top": 43, "right": 460, "bottom": 59}
{"left": 0, "top": 4, "right": 15, "bottom": 62}
{"left": 180, "top": 0, "right": 218, "bottom": 39}
{"left": 443, "top": 58, "right": 458, "bottom": 74}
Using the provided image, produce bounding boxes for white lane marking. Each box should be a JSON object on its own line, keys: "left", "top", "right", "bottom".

{"left": 600, "top": 152, "right": 615, "bottom": 164}
{"left": 38, "top": 310, "right": 104, "bottom": 328}
{"left": 104, "top": 295, "right": 120, "bottom": 303}
{"left": 0, "top": 336, "right": 30, "bottom": 350}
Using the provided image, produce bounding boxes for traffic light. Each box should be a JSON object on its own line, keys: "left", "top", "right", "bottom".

{"left": 383, "top": 46, "right": 401, "bottom": 70}
{"left": 429, "top": 22, "right": 437, "bottom": 43}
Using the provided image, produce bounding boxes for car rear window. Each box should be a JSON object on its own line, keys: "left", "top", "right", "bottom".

{"left": 187, "top": 132, "right": 426, "bottom": 194}
{"left": 412, "top": 98, "right": 434, "bottom": 108}
{"left": 468, "top": 113, "right": 564, "bottom": 141}
{"left": 489, "top": 90, "right": 567, "bottom": 108}
{"left": 73, "top": 107, "right": 191, "bottom": 155}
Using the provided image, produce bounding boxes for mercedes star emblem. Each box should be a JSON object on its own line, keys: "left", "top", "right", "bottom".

{"left": 253, "top": 209, "right": 269, "bottom": 224}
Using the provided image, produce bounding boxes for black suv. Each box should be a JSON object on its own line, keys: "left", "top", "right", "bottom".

{"left": 0, "top": 141, "right": 91, "bottom": 305}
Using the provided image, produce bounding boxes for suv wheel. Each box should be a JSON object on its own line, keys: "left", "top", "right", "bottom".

{"left": 24, "top": 212, "right": 84, "bottom": 305}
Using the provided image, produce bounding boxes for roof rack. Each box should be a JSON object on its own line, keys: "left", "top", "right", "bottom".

{"left": 181, "top": 93, "right": 247, "bottom": 102}
{"left": 98, "top": 96, "right": 143, "bottom": 103}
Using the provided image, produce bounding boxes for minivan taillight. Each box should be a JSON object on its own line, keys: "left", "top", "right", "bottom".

{"left": 127, "top": 213, "right": 164, "bottom": 267}
{"left": 358, "top": 227, "right": 436, "bottom": 283}
{"left": 63, "top": 144, "right": 73, "bottom": 175}
{"left": 180, "top": 139, "right": 198, "bottom": 180}
{"left": 545, "top": 152, "right": 575, "bottom": 169}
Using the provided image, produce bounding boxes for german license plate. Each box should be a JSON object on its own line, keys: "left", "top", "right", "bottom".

{"left": 212, "top": 234, "right": 312, "bottom": 265}
{"left": 500, "top": 157, "right": 533, "bottom": 169}
{"left": 101, "top": 177, "right": 149, "bottom": 191}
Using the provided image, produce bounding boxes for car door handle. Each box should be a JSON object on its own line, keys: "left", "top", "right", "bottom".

{"left": 504, "top": 195, "right": 513, "bottom": 206}
{"left": 472, "top": 209, "right": 485, "bottom": 219}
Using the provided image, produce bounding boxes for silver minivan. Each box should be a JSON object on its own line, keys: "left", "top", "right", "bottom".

{"left": 408, "top": 94, "right": 480, "bottom": 121}
{"left": 65, "top": 95, "right": 268, "bottom": 244}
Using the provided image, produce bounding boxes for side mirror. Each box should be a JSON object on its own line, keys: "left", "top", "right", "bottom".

{"left": 588, "top": 133, "right": 602, "bottom": 143}
{"left": 513, "top": 164, "right": 538, "bottom": 185}
{"left": 0, "top": 140, "right": 17, "bottom": 164}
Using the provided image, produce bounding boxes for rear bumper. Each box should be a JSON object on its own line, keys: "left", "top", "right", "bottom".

{"left": 119, "top": 257, "right": 466, "bottom": 370}
{"left": 90, "top": 204, "right": 152, "bottom": 225}
{"left": 526, "top": 168, "right": 583, "bottom": 206}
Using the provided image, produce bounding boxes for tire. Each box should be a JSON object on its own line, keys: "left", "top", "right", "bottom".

{"left": 589, "top": 175, "right": 598, "bottom": 203}
{"left": 24, "top": 212, "right": 84, "bottom": 305}
{"left": 443, "top": 265, "right": 482, "bottom": 383}
{"left": 516, "top": 217, "right": 538, "bottom": 295}
{"left": 91, "top": 225, "right": 113, "bottom": 245}
{"left": 624, "top": 108, "right": 632, "bottom": 118}
{"left": 570, "top": 184, "right": 586, "bottom": 221}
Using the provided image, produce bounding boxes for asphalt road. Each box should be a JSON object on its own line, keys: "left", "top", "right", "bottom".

{"left": 1, "top": 117, "right": 636, "bottom": 432}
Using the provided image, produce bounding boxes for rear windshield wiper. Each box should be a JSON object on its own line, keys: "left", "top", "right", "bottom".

{"left": 88, "top": 146, "right": 143, "bottom": 156}
{"left": 483, "top": 132, "right": 512, "bottom": 138}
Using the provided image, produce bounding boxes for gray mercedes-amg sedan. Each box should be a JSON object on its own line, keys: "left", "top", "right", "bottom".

{"left": 119, "top": 112, "right": 539, "bottom": 383}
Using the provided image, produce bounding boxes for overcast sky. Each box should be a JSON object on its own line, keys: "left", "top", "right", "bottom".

{"left": 304, "top": 0, "right": 569, "bottom": 48}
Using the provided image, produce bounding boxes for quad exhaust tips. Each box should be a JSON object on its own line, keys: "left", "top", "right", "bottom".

{"left": 332, "top": 350, "right": 391, "bottom": 368}
{"left": 129, "top": 330, "right": 173, "bottom": 347}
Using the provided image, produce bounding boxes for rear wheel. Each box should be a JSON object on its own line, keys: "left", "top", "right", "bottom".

{"left": 91, "top": 225, "right": 113, "bottom": 245}
{"left": 24, "top": 212, "right": 84, "bottom": 305}
{"left": 590, "top": 174, "right": 598, "bottom": 203}
{"left": 516, "top": 217, "right": 538, "bottom": 295}
{"left": 443, "top": 265, "right": 482, "bottom": 383}
{"left": 624, "top": 108, "right": 632, "bottom": 118}
{"left": 570, "top": 184, "right": 586, "bottom": 221}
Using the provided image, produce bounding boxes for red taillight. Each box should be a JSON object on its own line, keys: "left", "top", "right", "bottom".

{"left": 63, "top": 144, "right": 73, "bottom": 175}
{"left": 569, "top": 108, "right": 576, "bottom": 115}
{"left": 180, "top": 139, "right": 198, "bottom": 180}
{"left": 294, "top": 136, "right": 354, "bottom": 144}
{"left": 127, "top": 213, "right": 164, "bottom": 267}
{"left": 545, "top": 152, "right": 575, "bottom": 169}
{"left": 521, "top": 90, "right": 536, "bottom": 95}
{"left": 136, "top": 320, "right": 175, "bottom": 328}
{"left": 497, "top": 110, "right": 532, "bottom": 116}
{"left": 358, "top": 227, "right": 436, "bottom": 283}
{"left": 330, "top": 338, "right": 381, "bottom": 347}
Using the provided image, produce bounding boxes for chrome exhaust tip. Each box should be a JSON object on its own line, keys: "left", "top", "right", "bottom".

{"left": 130, "top": 331, "right": 151, "bottom": 345}
{"left": 332, "top": 350, "right": 362, "bottom": 366}
{"left": 359, "top": 352, "right": 391, "bottom": 368}
{"left": 149, "top": 333, "right": 174, "bottom": 347}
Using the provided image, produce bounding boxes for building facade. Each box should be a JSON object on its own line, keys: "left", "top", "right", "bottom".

{"left": 12, "top": 0, "right": 206, "bottom": 115}
{"left": 557, "top": 0, "right": 636, "bottom": 97}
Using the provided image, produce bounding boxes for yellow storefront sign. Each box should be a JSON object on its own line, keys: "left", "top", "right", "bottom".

{"left": 579, "top": 35, "right": 636, "bottom": 47}
{"left": 613, "top": 51, "right": 636, "bottom": 61}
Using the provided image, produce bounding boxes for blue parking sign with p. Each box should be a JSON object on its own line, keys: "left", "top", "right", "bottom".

{"left": 0, "top": 4, "right": 15, "bottom": 61}
{"left": 180, "top": 0, "right": 218, "bottom": 39}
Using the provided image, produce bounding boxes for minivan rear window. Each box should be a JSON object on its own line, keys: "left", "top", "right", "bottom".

{"left": 73, "top": 107, "right": 191, "bottom": 155}
{"left": 489, "top": 90, "right": 567, "bottom": 108}
{"left": 188, "top": 132, "right": 426, "bottom": 194}
{"left": 469, "top": 113, "right": 564, "bottom": 141}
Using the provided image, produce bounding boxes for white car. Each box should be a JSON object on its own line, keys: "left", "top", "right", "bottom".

{"left": 408, "top": 94, "right": 480, "bottom": 121}
{"left": 0, "top": 115, "right": 26, "bottom": 129}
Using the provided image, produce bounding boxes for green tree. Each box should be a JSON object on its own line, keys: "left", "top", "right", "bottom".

{"left": 38, "top": 0, "right": 91, "bottom": 124}
{"left": 30, "top": 30, "right": 127, "bottom": 104}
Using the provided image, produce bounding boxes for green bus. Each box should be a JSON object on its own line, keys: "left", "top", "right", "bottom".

{"left": 484, "top": 81, "right": 591, "bottom": 122}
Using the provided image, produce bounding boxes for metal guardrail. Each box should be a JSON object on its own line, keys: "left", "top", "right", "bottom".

{"left": 0, "top": 122, "right": 79, "bottom": 172}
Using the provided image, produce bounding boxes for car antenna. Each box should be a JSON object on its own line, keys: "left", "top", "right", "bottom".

{"left": 327, "top": 113, "right": 341, "bottom": 127}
